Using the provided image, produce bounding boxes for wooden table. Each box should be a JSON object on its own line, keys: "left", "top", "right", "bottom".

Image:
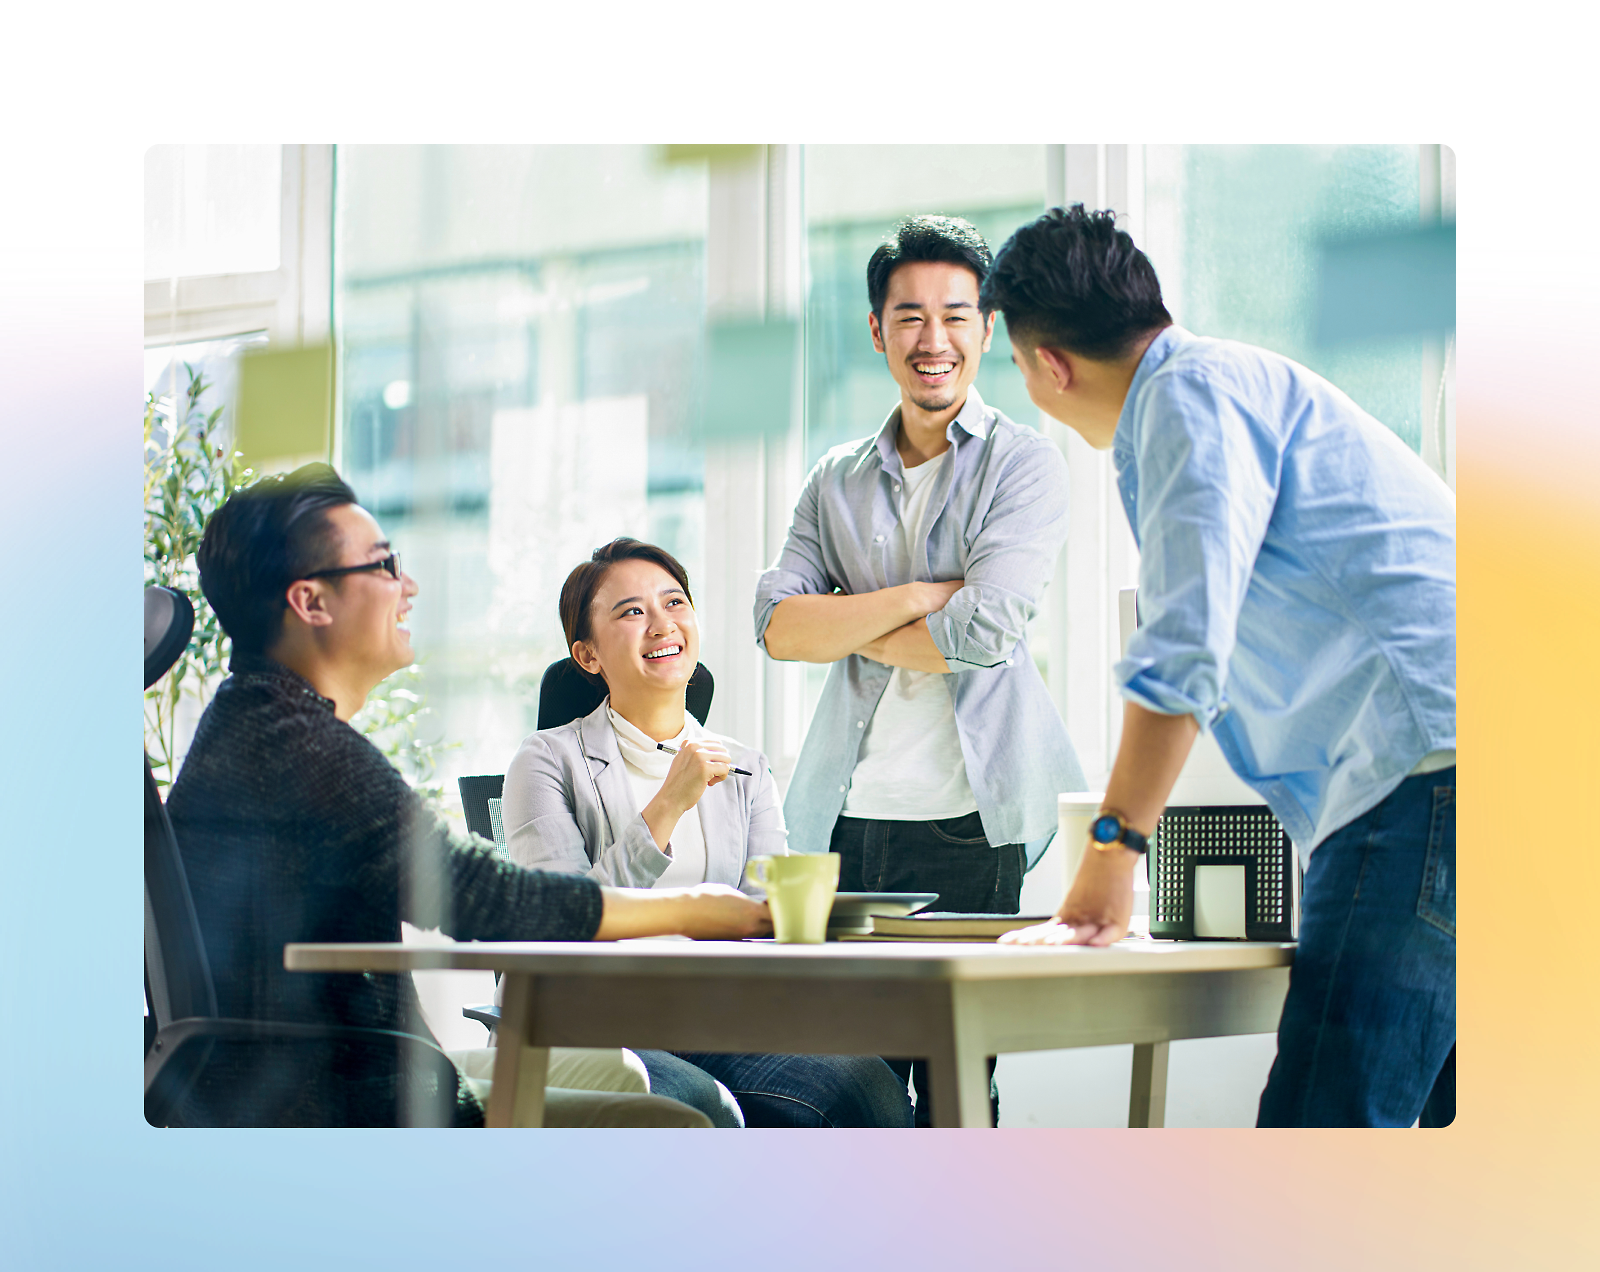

{"left": 284, "top": 938, "right": 1293, "bottom": 1128}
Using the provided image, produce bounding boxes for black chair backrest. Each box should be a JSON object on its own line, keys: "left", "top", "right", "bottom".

{"left": 145, "top": 586, "right": 195, "bottom": 690}
{"left": 144, "top": 585, "right": 217, "bottom": 1029}
{"left": 458, "top": 774, "right": 504, "bottom": 843}
{"left": 534, "top": 656, "right": 714, "bottom": 732}
{"left": 145, "top": 762, "right": 218, "bottom": 1027}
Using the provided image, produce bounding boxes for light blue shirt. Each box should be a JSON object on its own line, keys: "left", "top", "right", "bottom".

{"left": 755, "top": 387, "right": 1087, "bottom": 857}
{"left": 1113, "top": 327, "right": 1456, "bottom": 853}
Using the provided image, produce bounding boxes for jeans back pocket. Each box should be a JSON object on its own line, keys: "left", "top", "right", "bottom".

{"left": 1417, "top": 785, "right": 1455, "bottom": 937}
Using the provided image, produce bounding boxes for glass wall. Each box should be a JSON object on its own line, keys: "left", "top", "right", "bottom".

{"left": 1142, "top": 144, "right": 1426, "bottom": 449}
{"left": 335, "top": 146, "right": 709, "bottom": 801}
{"left": 329, "top": 144, "right": 1446, "bottom": 811}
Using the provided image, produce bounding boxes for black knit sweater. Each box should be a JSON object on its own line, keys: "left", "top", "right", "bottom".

{"left": 165, "top": 653, "right": 605, "bottom": 1125}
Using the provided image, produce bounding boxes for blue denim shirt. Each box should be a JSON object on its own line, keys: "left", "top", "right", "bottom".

{"left": 755, "top": 387, "right": 1087, "bottom": 857}
{"left": 1113, "top": 327, "right": 1456, "bottom": 851}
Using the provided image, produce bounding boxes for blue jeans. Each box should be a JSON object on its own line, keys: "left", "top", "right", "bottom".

{"left": 637, "top": 1049, "right": 912, "bottom": 1128}
{"left": 1257, "top": 768, "right": 1456, "bottom": 1127}
{"left": 831, "top": 812, "right": 1021, "bottom": 1127}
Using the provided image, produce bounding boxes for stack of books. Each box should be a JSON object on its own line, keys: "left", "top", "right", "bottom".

{"left": 837, "top": 912, "right": 1055, "bottom": 942}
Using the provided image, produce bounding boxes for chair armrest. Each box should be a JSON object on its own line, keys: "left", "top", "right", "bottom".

{"left": 462, "top": 1003, "right": 501, "bottom": 1032}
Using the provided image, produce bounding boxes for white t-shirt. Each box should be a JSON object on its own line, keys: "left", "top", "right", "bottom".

{"left": 842, "top": 449, "right": 979, "bottom": 821}
{"left": 606, "top": 704, "right": 708, "bottom": 887}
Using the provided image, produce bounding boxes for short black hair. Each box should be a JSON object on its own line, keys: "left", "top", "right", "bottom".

{"left": 866, "top": 215, "right": 993, "bottom": 322}
{"left": 981, "top": 204, "right": 1172, "bottom": 360}
{"left": 197, "top": 463, "right": 358, "bottom": 655}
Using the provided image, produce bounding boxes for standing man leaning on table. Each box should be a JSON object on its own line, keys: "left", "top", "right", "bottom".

{"left": 755, "top": 215, "right": 1087, "bottom": 1125}
{"left": 167, "top": 464, "right": 768, "bottom": 1128}
{"left": 988, "top": 206, "right": 1456, "bottom": 1128}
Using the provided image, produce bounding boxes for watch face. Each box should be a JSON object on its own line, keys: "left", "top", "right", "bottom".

{"left": 1091, "top": 814, "right": 1121, "bottom": 844}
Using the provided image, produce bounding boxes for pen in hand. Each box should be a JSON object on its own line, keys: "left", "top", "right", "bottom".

{"left": 657, "top": 740, "right": 753, "bottom": 777}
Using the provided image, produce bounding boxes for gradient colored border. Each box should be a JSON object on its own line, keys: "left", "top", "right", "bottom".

{"left": 3, "top": 20, "right": 1596, "bottom": 1269}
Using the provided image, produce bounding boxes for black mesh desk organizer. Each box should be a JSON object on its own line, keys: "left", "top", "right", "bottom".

{"left": 1149, "top": 805, "right": 1297, "bottom": 941}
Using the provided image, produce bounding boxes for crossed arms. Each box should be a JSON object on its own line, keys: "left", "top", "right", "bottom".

{"left": 761, "top": 580, "right": 962, "bottom": 673}
{"left": 756, "top": 436, "right": 1070, "bottom": 675}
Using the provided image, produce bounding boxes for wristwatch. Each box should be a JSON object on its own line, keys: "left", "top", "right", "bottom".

{"left": 1090, "top": 810, "right": 1150, "bottom": 855}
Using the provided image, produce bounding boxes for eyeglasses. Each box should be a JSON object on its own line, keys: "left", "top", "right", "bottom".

{"left": 303, "top": 552, "right": 402, "bottom": 583}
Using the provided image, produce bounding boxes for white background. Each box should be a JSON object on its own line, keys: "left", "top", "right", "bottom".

{"left": 0, "top": 8, "right": 1593, "bottom": 254}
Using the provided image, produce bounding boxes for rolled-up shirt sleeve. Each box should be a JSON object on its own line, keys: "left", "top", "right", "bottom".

{"left": 1115, "top": 372, "right": 1279, "bottom": 727}
{"left": 925, "top": 438, "right": 1069, "bottom": 671}
{"left": 754, "top": 460, "right": 834, "bottom": 650}
{"left": 502, "top": 733, "right": 671, "bottom": 888}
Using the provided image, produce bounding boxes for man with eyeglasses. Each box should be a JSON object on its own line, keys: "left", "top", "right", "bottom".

{"left": 166, "top": 463, "right": 769, "bottom": 1127}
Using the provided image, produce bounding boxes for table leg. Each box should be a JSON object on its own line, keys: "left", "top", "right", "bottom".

{"left": 923, "top": 989, "right": 994, "bottom": 1128}
{"left": 1129, "top": 1040, "right": 1170, "bottom": 1128}
{"left": 486, "top": 972, "right": 549, "bottom": 1128}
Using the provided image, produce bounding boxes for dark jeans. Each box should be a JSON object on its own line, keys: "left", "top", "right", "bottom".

{"left": 831, "top": 810, "right": 1025, "bottom": 910}
{"left": 1257, "top": 768, "right": 1456, "bottom": 1127}
{"left": 635, "top": 1049, "right": 912, "bottom": 1128}
{"left": 830, "top": 811, "right": 1025, "bottom": 1126}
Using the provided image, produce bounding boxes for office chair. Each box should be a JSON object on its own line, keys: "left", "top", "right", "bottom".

{"left": 456, "top": 655, "right": 716, "bottom": 1037}
{"left": 143, "top": 585, "right": 464, "bottom": 1126}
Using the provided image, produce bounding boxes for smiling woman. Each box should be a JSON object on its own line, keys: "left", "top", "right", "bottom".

{"left": 516, "top": 536, "right": 767, "bottom": 887}
{"left": 499, "top": 536, "right": 915, "bottom": 1128}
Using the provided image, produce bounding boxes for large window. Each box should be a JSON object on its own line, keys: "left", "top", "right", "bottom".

{"left": 327, "top": 144, "right": 1452, "bottom": 816}
{"left": 335, "top": 146, "right": 711, "bottom": 798}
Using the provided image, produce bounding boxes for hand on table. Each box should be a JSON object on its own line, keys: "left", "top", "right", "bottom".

{"left": 597, "top": 883, "right": 771, "bottom": 941}
{"left": 666, "top": 883, "right": 773, "bottom": 940}
{"left": 999, "top": 845, "right": 1136, "bottom": 948}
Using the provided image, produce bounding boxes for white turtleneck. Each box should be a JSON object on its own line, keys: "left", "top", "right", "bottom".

{"left": 606, "top": 702, "right": 708, "bottom": 887}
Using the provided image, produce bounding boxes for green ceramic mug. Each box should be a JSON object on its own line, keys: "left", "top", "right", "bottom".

{"left": 744, "top": 853, "right": 841, "bottom": 944}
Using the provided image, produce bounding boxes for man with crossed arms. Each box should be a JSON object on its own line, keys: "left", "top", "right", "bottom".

{"left": 755, "top": 215, "right": 1087, "bottom": 1126}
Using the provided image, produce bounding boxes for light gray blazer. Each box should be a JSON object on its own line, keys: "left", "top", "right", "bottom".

{"left": 502, "top": 699, "right": 787, "bottom": 894}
